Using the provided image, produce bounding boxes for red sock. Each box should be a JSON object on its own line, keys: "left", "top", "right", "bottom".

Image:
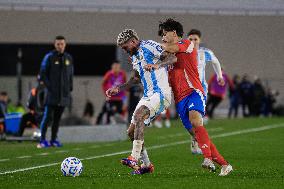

{"left": 193, "top": 126, "right": 212, "bottom": 159}
{"left": 210, "top": 142, "right": 228, "bottom": 166}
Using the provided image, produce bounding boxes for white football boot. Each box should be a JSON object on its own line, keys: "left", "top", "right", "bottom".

{"left": 191, "top": 138, "right": 203, "bottom": 155}
{"left": 201, "top": 158, "right": 216, "bottom": 172}
{"left": 219, "top": 164, "right": 233, "bottom": 176}
{"left": 154, "top": 120, "right": 163, "bottom": 128}
{"left": 165, "top": 120, "right": 171, "bottom": 128}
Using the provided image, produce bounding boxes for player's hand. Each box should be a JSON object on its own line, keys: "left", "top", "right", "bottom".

{"left": 106, "top": 87, "right": 120, "bottom": 97}
{"left": 144, "top": 64, "right": 159, "bottom": 71}
{"left": 217, "top": 77, "right": 225, "bottom": 86}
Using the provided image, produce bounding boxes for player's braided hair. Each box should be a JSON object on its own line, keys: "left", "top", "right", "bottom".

{"left": 117, "top": 29, "right": 139, "bottom": 46}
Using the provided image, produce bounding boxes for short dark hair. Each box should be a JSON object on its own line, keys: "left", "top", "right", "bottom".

{"left": 158, "top": 18, "right": 184, "bottom": 38}
{"left": 55, "top": 35, "right": 66, "bottom": 41}
{"left": 187, "top": 29, "right": 201, "bottom": 38}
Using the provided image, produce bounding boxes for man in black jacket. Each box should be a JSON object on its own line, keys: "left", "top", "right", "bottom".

{"left": 38, "top": 36, "right": 73, "bottom": 148}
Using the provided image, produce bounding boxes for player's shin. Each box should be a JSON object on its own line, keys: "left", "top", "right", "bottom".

{"left": 140, "top": 147, "right": 151, "bottom": 167}
{"left": 131, "top": 105, "right": 149, "bottom": 161}
{"left": 131, "top": 140, "right": 144, "bottom": 161}
{"left": 189, "top": 111, "right": 212, "bottom": 159}
{"left": 210, "top": 142, "right": 228, "bottom": 166}
{"left": 193, "top": 126, "right": 212, "bottom": 159}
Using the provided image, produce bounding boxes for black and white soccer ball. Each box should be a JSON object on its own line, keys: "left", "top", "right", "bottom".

{"left": 61, "top": 157, "right": 83, "bottom": 177}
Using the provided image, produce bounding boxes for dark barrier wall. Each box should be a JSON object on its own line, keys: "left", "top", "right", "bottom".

{"left": 0, "top": 44, "right": 116, "bottom": 76}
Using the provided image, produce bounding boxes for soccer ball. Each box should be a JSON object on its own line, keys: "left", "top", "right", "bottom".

{"left": 61, "top": 157, "right": 83, "bottom": 177}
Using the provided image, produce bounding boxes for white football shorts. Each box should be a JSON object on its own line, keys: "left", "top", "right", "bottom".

{"left": 130, "top": 92, "right": 171, "bottom": 125}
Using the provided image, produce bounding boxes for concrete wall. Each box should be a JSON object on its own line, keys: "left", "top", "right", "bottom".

{"left": 0, "top": 10, "right": 283, "bottom": 111}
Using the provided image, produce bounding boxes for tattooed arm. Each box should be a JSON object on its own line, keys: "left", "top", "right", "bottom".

{"left": 106, "top": 70, "right": 140, "bottom": 97}
{"left": 156, "top": 52, "right": 177, "bottom": 68}
{"left": 144, "top": 52, "right": 177, "bottom": 71}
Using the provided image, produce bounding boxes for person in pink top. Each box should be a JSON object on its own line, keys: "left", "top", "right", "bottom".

{"left": 206, "top": 70, "right": 234, "bottom": 118}
{"left": 96, "top": 61, "right": 127, "bottom": 124}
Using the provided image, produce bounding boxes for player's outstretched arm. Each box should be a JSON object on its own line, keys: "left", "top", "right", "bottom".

{"left": 105, "top": 70, "right": 140, "bottom": 97}
{"left": 210, "top": 52, "right": 224, "bottom": 86}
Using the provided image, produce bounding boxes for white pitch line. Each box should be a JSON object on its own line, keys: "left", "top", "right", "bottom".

{"left": 0, "top": 162, "right": 60, "bottom": 175}
{"left": 210, "top": 124, "right": 284, "bottom": 139}
{"left": 0, "top": 123, "right": 283, "bottom": 175}
{"left": 0, "top": 159, "right": 10, "bottom": 162}
{"left": 16, "top": 156, "right": 32, "bottom": 159}
{"left": 36, "top": 153, "right": 50, "bottom": 156}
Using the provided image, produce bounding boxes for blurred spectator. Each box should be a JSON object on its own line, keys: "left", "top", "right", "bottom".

{"left": 96, "top": 61, "right": 127, "bottom": 124}
{"left": 82, "top": 99, "right": 95, "bottom": 125}
{"left": 251, "top": 77, "right": 266, "bottom": 116}
{"left": 18, "top": 80, "right": 46, "bottom": 136}
{"left": 206, "top": 70, "right": 233, "bottom": 118}
{"left": 263, "top": 88, "right": 279, "bottom": 116}
{"left": 128, "top": 83, "right": 143, "bottom": 124}
{"left": 228, "top": 75, "right": 241, "bottom": 118}
{"left": 0, "top": 91, "right": 8, "bottom": 136}
{"left": 239, "top": 74, "right": 253, "bottom": 117}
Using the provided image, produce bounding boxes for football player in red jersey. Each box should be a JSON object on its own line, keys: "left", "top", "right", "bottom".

{"left": 145, "top": 18, "right": 232, "bottom": 176}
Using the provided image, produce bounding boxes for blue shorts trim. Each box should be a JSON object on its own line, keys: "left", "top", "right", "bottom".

{"left": 176, "top": 90, "right": 206, "bottom": 130}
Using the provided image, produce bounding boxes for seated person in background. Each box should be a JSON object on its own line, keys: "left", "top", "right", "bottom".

{"left": 18, "top": 81, "right": 46, "bottom": 136}
{"left": 82, "top": 99, "right": 95, "bottom": 125}
{"left": 0, "top": 91, "right": 8, "bottom": 136}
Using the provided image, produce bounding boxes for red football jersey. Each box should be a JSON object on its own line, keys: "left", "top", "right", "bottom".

{"left": 168, "top": 39, "right": 204, "bottom": 103}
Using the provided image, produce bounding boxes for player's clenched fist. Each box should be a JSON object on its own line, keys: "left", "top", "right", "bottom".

{"left": 106, "top": 87, "right": 120, "bottom": 97}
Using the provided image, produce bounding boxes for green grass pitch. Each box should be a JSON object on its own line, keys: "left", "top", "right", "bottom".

{"left": 0, "top": 117, "right": 284, "bottom": 189}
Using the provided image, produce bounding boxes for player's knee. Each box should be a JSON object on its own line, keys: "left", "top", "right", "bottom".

{"left": 134, "top": 105, "right": 150, "bottom": 123}
{"left": 189, "top": 111, "right": 203, "bottom": 128}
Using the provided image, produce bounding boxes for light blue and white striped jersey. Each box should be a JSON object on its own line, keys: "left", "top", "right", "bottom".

{"left": 197, "top": 47, "right": 220, "bottom": 95}
{"left": 131, "top": 40, "right": 171, "bottom": 98}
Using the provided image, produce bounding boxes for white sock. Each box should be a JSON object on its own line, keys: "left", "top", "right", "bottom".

{"left": 140, "top": 147, "right": 151, "bottom": 167}
{"left": 131, "top": 140, "right": 143, "bottom": 161}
